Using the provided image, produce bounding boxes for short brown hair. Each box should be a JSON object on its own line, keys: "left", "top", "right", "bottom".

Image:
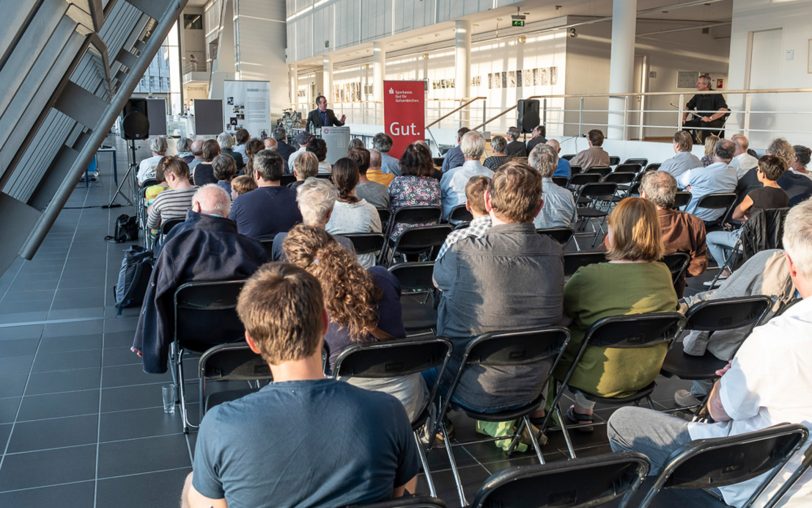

{"left": 673, "top": 131, "right": 693, "bottom": 152}
{"left": 465, "top": 176, "right": 490, "bottom": 215}
{"left": 588, "top": 129, "right": 605, "bottom": 146}
{"left": 231, "top": 175, "right": 257, "bottom": 196}
{"left": 162, "top": 156, "right": 190, "bottom": 180}
{"left": 757, "top": 154, "right": 787, "bottom": 181}
{"left": 212, "top": 154, "right": 236, "bottom": 181}
{"left": 294, "top": 151, "right": 319, "bottom": 180}
{"left": 488, "top": 161, "right": 542, "bottom": 223}
{"left": 202, "top": 139, "right": 221, "bottom": 161}
{"left": 607, "top": 197, "right": 663, "bottom": 262}
{"left": 235, "top": 128, "right": 250, "bottom": 145}
{"left": 347, "top": 148, "right": 371, "bottom": 174}
{"left": 236, "top": 263, "right": 324, "bottom": 364}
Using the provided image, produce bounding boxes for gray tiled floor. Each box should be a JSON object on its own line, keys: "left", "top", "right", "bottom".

{"left": 0, "top": 138, "right": 694, "bottom": 507}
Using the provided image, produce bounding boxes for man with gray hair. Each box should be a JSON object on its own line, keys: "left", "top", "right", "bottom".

{"left": 545, "top": 139, "right": 572, "bottom": 179}
{"left": 607, "top": 197, "right": 812, "bottom": 507}
{"left": 218, "top": 131, "right": 245, "bottom": 171}
{"left": 659, "top": 131, "right": 702, "bottom": 180}
{"left": 483, "top": 135, "right": 509, "bottom": 171}
{"left": 137, "top": 135, "right": 169, "bottom": 184}
{"left": 528, "top": 143, "right": 577, "bottom": 229}
{"left": 188, "top": 139, "right": 204, "bottom": 173}
{"left": 679, "top": 138, "right": 738, "bottom": 222}
{"left": 373, "top": 132, "right": 400, "bottom": 176}
{"left": 640, "top": 170, "right": 707, "bottom": 294}
{"left": 440, "top": 130, "right": 493, "bottom": 219}
{"left": 505, "top": 126, "right": 527, "bottom": 157}
{"left": 176, "top": 137, "right": 194, "bottom": 164}
{"left": 729, "top": 133, "right": 758, "bottom": 179}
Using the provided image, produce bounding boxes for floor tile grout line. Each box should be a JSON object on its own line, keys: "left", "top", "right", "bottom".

{"left": 3, "top": 429, "right": 188, "bottom": 458}
{"left": 0, "top": 465, "right": 192, "bottom": 496}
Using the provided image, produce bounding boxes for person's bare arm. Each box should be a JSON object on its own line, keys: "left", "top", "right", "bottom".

{"left": 181, "top": 473, "right": 228, "bottom": 508}
{"left": 732, "top": 195, "right": 753, "bottom": 221}
{"left": 393, "top": 476, "right": 418, "bottom": 498}
{"left": 707, "top": 380, "right": 731, "bottom": 422}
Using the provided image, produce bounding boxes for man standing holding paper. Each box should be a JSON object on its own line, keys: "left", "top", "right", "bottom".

{"left": 307, "top": 95, "right": 345, "bottom": 131}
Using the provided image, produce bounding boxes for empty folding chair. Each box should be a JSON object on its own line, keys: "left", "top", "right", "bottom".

{"left": 615, "top": 163, "right": 643, "bottom": 174}
{"left": 563, "top": 251, "right": 607, "bottom": 276}
{"left": 387, "top": 224, "right": 452, "bottom": 265}
{"left": 536, "top": 227, "right": 574, "bottom": 246}
{"left": 645, "top": 162, "right": 661, "bottom": 171}
{"left": 198, "top": 342, "right": 273, "bottom": 421}
{"left": 585, "top": 166, "right": 612, "bottom": 177}
{"left": 388, "top": 262, "right": 437, "bottom": 334}
{"left": 332, "top": 337, "right": 453, "bottom": 498}
{"left": 624, "top": 158, "right": 649, "bottom": 166}
{"left": 609, "top": 155, "right": 621, "bottom": 166}
{"left": 470, "top": 452, "right": 650, "bottom": 508}
{"left": 695, "top": 192, "right": 737, "bottom": 230}
{"left": 566, "top": 173, "right": 601, "bottom": 194}
{"left": 674, "top": 191, "right": 692, "bottom": 209}
{"left": 562, "top": 154, "right": 576, "bottom": 161}
{"left": 343, "top": 233, "right": 386, "bottom": 264}
{"left": 447, "top": 204, "right": 473, "bottom": 227}
{"left": 637, "top": 423, "right": 809, "bottom": 508}
{"left": 575, "top": 182, "right": 617, "bottom": 246}
{"left": 602, "top": 172, "right": 638, "bottom": 200}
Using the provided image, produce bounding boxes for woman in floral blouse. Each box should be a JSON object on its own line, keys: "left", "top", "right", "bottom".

{"left": 388, "top": 143, "right": 442, "bottom": 240}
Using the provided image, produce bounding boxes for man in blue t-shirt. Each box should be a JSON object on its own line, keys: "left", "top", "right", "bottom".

{"left": 230, "top": 150, "right": 302, "bottom": 239}
{"left": 181, "top": 263, "right": 419, "bottom": 508}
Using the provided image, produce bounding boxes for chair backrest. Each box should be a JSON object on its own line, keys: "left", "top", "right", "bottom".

{"left": 662, "top": 252, "right": 691, "bottom": 284}
{"left": 161, "top": 218, "right": 184, "bottom": 235}
{"left": 199, "top": 342, "right": 271, "bottom": 381}
{"left": 561, "top": 154, "right": 576, "bottom": 161}
{"left": 602, "top": 172, "right": 637, "bottom": 184}
{"left": 344, "top": 233, "right": 386, "bottom": 256}
{"left": 390, "top": 206, "right": 442, "bottom": 226}
{"left": 640, "top": 423, "right": 809, "bottom": 508}
{"left": 140, "top": 178, "right": 159, "bottom": 194}
{"left": 568, "top": 173, "right": 601, "bottom": 187}
{"left": 624, "top": 158, "right": 649, "bottom": 166}
{"left": 257, "top": 235, "right": 275, "bottom": 258}
{"left": 333, "top": 337, "right": 452, "bottom": 380}
{"left": 581, "top": 312, "right": 685, "bottom": 349}
{"left": 645, "top": 162, "right": 661, "bottom": 171}
{"left": 674, "top": 191, "right": 692, "bottom": 208}
{"left": 615, "top": 163, "right": 643, "bottom": 174}
{"left": 174, "top": 280, "right": 246, "bottom": 352}
{"left": 551, "top": 176, "right": 569, "bottom": 187}
{"left": 684, "top": 295, "right": 772, "bottom": 332}
{"left": 696, "top": 192, "right": 736, "bottom": 210}
{"left": 609, "top": 155, "right": 621, "bottom": 166}
{"left": 470, "top": 452, "right": 650, "bottom": 508}
{"left": 388, "top": 262, "right": 435, "bottom": 292}
{"left": 392, "top": 224, "right": 452, "bottom": 253}
{"left": 563, "top": 252, "right": 607, "bottom": 276}
{"left": 377, "top": 207, "right": 391, "bottom": 227}
{"left": 578, "top": 182, "right": 618, "bottom": 200}
{"left": 280, "top": 174, "right": 296, "bottom": 186}
{"left": 448, "top": 204, "right": 474, "bottom": 225}
{"left": 739, "top": 207, "right": 790, "bottom": 259}
{"left": 629, "top": 181, "right": 641, "bottom": 196}
{"left": 537, "top": 227, "right": 574, "bottom": 245}
{"left": 569, "top": 165, "right": 582, "bottom": 175}
{"left": 586, "top": 166, "right": 612, "bottom": 177}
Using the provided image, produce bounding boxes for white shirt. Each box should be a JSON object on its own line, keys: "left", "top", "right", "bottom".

{"left": 439, "top": 160, "right": 493, "bottom": 219}
{"left": 137, "top": 155, "right": 163, "bottom": 185}
{"left": 287, "top": 146, "right": 307, "bottom": 170}
{"left": 688, "top": 296, "right": 812, "bottom": 507}
{"left": 731, "top": 152, "right": 759, "bottom": 179}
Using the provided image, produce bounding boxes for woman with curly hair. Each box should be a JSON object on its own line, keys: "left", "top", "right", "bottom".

{"left": 283, "top": 224, "right": 426, "bottom": 420}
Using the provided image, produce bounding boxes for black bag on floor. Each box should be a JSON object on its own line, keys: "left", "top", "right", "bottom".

{"left": 108, "top": 214, "right": 139, "bottom": 243}
{"left": 113, "top": 245, "right": 153, "bottom": 314}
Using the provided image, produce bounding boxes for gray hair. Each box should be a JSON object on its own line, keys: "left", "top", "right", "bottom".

{"left": 460, "top": 131, "right": 485, "bottom": 159}
{"left": 296, "top": 177, "right": 338, "bottom": 226}
{"left": 714, "top": 139, "right": 736, "bottom": 161}
{"left": 783, "top": 197, "right": 812, "bottom": 279}
{"left": 212, "top": 154, "right": 237, "bottom": 181}
{"left": 372, "top": 133, "right": 393, "bottom": 153}
{"left": 490, "top": 135, "right": 507, "bottom": 154}
{"left": 507, "top": 127, "right": 521, "bottom": 141}
{"left": 294, "top": 151, "right": 319, "bottom": 180}
{"left": 176, "top": 136, "right": 192, "bottom": 153}
{"left": 640, "top": 170, "right": 677, "bottom": 209}
{"left": 217, "top": 132, "right": 235, "bottom": 149}
{"left": 149, "top": 136, "right": 168, "bottom": 155}
{"left": 193, "top": 184, "right": 231, "bottom": 217}
{"left": 528, "top": 144, "right": 559, "bottom": 178}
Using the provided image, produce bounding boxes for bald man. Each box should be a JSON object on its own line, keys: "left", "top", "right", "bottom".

{"left": 188, "top": 140, "right": 204, "bottom": 173}
{"left": 545, "top": 139, "right": 571, "bottom": 179}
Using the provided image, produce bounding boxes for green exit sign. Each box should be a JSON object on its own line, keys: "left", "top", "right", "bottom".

{"left": 512, "top": 19, "right": 525, "bottom": 27}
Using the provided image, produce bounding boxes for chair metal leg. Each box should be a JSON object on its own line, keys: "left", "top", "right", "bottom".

{"left": 556, "top": 406, "right": 577, "bottom": 459}
{"left": 441, "top": 420, "right": 467, "bottom": 506}
{"left": 413, "top": 431, "right": 437, "bottom": 497}
{"left": 523, "top": 415, "right": 546, "bottom": 465}
{"left": 177, "top": 350, "right": 198, "bottom": 433}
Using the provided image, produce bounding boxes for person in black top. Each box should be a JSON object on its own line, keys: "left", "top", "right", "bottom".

{"left": 525, "top": 125, "right": 547, "bottom": 153}
{"left": 273, "top": 127, "right": 297, "bottom": 163}
{"left": 306, "top": 95, "right": 345, "bottom": 131}
{"left": 192, "top": 139, "right": 220, "bottom": 186}
{"left": 483, "top": 135, "right": 510, "bottom": 171}
{"left": 682, "top": 74, "right": 729, "bottom": 143}
{"left": 505, "top": 126, "right": 527, "bottom": 157}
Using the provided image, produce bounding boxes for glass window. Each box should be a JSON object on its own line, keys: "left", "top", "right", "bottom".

{"left": 184, "top": 14, "right": 203, "bottom": 30}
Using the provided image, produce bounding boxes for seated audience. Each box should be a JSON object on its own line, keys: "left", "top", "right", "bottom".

{"left": 388, "top": 144, "right": 442, "bottom": 240}
{"left": 529, "top": 144, "right": 577, "bottom": 230}
{"left": 700, "top": 135, "right": 719, "bottom": 167}
{"left": 244, "top": 138, "right": 266, "bottom": 175}
{"left": 283, "top": 225, "right": 426, "bottom": 421}
{"left": 217, "top": 131, "right": 245, "bottom": 171}
{"left": 436, "top": 176, "right": 492, "bottom": 260}
{"left": 230, "top": 174, "right": 256, "bottom": 200}
{"left": 433, "top": 161, "right": 563, "bottom": 420}
{"left": 790, "top": 145, "right": 811, "bottom": 176}
{"left": 230, "top": 150, "right": 302, "bottom": 239}
{"left": 526, "top": 125, "right": 547, "bottom": 153}
{"left": 571, "top": 129, "right": 610, "bottom": 170}
{"left": 348, "top": 138, "right": 366, "bottom": 151}
{"left": 730, "top": 133, "right": 758, "bottom": 178}
{"left": 440, "top": 131, "right": 493, "bottom": 219}
{"left": 483, "top": 135, "right": 510, "bottom": 171}
{"left": 374, "top": 133, "right": 401, "bottom": 176}
{"left": 326, "top": 158, "right": 383, "bottom": 268}
{"left": 707, "top": 155, "right": 788, "bottom": 274}
{"left": 146, "top": 157, "right": 197, "bottom": 231}
{"left": 779, "top": 144, "right": 812, "bottom": 206}
{"left": 545, "top": 139, "right": 572, "bottom": 179}
{"left": 679, "top": 138, "right": 738, "bottom": 222}
{"left": 263, "top": 137, "right": 277, "bottom": 151}
{"left": 181, "top": 263, "right": 418, "bottom": 507}
{"left": 189, "top": 140, "right": 205, "bottom": 174}
{"left": 349, "top": 148, "right": 389, "bottom": 209}
{"left": 441, "top": 127, "right": 469, "bottom": 173}
{"left": 367, "top": 149, "right": 395, "bottom": 187}
{"left": 273, "top": 127, "right": 296, "bottom": 163}
{"left": 737, "top": 138, "right": 791, "bottom": 207}
{"left": 640, "top": 171, "right": 708, "bottom": 295}
{"left": 133, "top": 185, "right": 267, "bottom": 373}
{"left": 192, "top": 139, "right": 220, "bottom": 186}
{"left": 137, "top": 136, "right": 168, "bottom": 184}
{"left": 289, "top": 151, "right": 319, "bottom": 190}
{"left": 659, "top": 131, "right": 702, "bottom": 180}
{"left": 144, "top": 157, "right": 169, "bottom": 206}
{"left": 232, "top": 128, "right": 250, "bottom": 159}
{"left": 555, "top": 198, "right": 677, "bottom": 427}
{"left": 307, "top": 138, "right": 331, "bottom": 174}
{"left": 608, "top": 198, "right": 812, "bottom": 508}
{"left": 505, "top": 126, "right": 527, "bottom": 157}
{"left": 175, "top": 137, "right": 194, "bottom": 164}
{"left": 212, "top": 154, "right": 237, "bottom": 197}
{"left": 287, "top": 131, "right": 312, "bottom": 170}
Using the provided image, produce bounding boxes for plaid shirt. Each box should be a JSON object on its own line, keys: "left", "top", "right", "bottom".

{"left": 436, "top": 216, "right": 492, "bottom": 260}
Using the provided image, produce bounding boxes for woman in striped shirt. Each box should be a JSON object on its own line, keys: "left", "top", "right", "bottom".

{"left": 146, "top": 157, "right": 197, "bottom": 232}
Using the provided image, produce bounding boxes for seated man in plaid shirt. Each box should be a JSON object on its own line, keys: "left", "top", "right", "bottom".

{"left": 436, "top": 175, "right": 492, "bottom": 260}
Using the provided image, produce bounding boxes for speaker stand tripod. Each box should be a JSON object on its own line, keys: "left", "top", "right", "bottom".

{"left": 104, "top": 139, "right": 138, "bottom": 208}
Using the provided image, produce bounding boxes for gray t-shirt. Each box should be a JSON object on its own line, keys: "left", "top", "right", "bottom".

{"left": 326, "top": 199, "right": 382, "bottom": 268}
{"left": 356, "top": 181, "right": 390, "bottom": 209}
{"left": 193, "top": 379, "right": 419, "bottom": 507}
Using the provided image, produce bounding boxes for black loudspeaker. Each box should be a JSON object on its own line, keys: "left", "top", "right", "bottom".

{"left": 517, "top": 99, "right": 540, "bottom": 134}
{"left": 120, "top": 98, "right": 150, "bottom": 140}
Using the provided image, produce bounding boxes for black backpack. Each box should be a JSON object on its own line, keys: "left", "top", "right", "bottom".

{"left": 108, "top": 214, "right": 139, "bottom": 243}
{"left": 113, "top": 245, "right": 153, "bottom": 314}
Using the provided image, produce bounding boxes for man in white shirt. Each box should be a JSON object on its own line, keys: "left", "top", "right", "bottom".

{"left": 730, "top": 133, "right": 759, "bottom": 179}
{"left": 287, "top": 131, "right": 312, "bottom": 170}
{"left": 440, "top": 131, "right": 493, "bottom": 219}
{"left": 136, "top": 136, "right": 168, "bottom": 185}
{"left": 658, "top": 131, "right": 702, "bottom": 180}
{"left": 607, "top": 198, "right": 812, "bottom": 507}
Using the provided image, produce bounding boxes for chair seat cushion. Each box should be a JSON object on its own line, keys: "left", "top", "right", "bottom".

{"left": 661, "top": 346, "right": 727, "bottom": 380}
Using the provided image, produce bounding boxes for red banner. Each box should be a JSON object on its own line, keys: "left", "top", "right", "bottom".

{"left": 383, "top": 80, "right": 425, "bottom": 159}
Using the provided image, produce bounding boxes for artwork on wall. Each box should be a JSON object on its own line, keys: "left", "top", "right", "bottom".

{"left": 485, "top": 66, "right": 557, "bottom": 89}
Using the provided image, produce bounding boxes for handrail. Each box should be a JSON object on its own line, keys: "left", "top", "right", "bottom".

{"left": 425, "top": 96, "right": 487, "bottom": 129}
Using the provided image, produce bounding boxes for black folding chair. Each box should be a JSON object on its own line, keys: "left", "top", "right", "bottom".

{"left": 447, "top": 204, "right": 473, "bottom": 227}
{"left": 562, "top": 154, "right": 576, "bottom": 161}
{"left": 609, "top": 155, "right": 621, "bottom": 166}
{"left": 198, "top": 342, "right": 272, "bottom": 421}
{"left": 344, "top": 233, "right": 386, "bottom": 264}
{"left": 662, "top": 251, "right": 692, "bottom": 296}
{"left": 661, "top": 296, "right": 771, "bottom": 382}
{"left": 585, "top": 166, "right": 612, "bottom": 177}
{"left": 602, "top": 172, "right": 638, "bottom": 200}
{"left": 563, "top": 251, "right": 607, "bottom": 276}
{"left": 624, "top": 158, "right": 648, "bottom": 166}
{"left": 469, "top": 452, "right": 650, "bottom": 508}
{"left": 569, "top": 164, "right": 582, "bottom": 175}
{"left": 348, "top": 497, "right": 447, "bottom": 508}
{"left": 388, "top": 262, "right": 437, "bottom": 334}
{"left": 551, "top": 176, "right": 569, "bottom": 187}
{"left": 377, "top": 207, "right": 391, "bottom": 230}
{"left": 615, "top": 163, "right": 643, "bottom": 174}
{"left": 558, "top": 313, "right": 685, "bottom": 423}
{"left": 674, "top": 191, "right": 692, "bottom": 209}
{"left": 638, "top": 423, "right": 809, "bottom": 508}
{"left": 172, "top": 280, "right": 246, "bottom": 432}
{"left": 435, "top": 328, "right": 572, "bottom": 506}
{"left": 383, "top": 206, "right": 442, "bottom": 260}
{"left": 280, "top": 174, "right": 296, "bottom": 186}
{"left": 765, "top": 441, "right": 812, "bottom": 508}
{"left": 575, "top": 182, "right": 618, "bottom": 246}
{"left": 333, "top": 337, "right": 453, "bottom": 498}
{"left": 387, "top": 224, "right": 452, "bottom": 265}
{"left": 257, "top": 235, "right": 275, "bottom": 258}
{"left": 536, "top": 227, "right": 574, "bottom": 246}
{"left": 695, "top": 193, "right": 737, "bottom": 230}
{"left": 645, "top": 162, "right": 661, "bottom": 171}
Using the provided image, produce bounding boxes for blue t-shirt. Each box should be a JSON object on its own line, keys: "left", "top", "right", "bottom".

{"left": 193, "top": 379, "right": 419, "bottom": 507}
{"left": 553, "top": 158, "right": 571, "bottom": 179}
{"left": 230, "top": 186, "right": 302, "bottom": 239}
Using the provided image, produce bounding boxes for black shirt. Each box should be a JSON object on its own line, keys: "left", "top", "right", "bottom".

{"left": 526, "top": 136, "right": 547, "bottom": 153}
{"left": 687, "top": 93, "right": 728, "bottom": 115}
{"left": 506, "top": 140, "right": 528, "bottom": 157}
{"left": 748, "top": 186, "right": 788, "bottom": 214}
{"left": 779, "top": 171, "right": 812, "bottom": 206}
{"left": 193, "top": 163, "right": 217, "bottom": 186}
{"left": 229, "top": 186, "right": 302, "bottom": 239}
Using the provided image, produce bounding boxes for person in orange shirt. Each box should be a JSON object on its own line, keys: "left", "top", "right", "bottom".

{"left": 366, "top": 149, "right": 395, "bottom": 187}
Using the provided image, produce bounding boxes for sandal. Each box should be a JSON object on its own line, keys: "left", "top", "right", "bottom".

{"left": 565, "top": 405, "right": 594, "bottom": 433}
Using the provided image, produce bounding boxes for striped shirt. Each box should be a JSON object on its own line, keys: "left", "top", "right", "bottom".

{"left": 147, "top": 187, "right": 197, "bottom": 229}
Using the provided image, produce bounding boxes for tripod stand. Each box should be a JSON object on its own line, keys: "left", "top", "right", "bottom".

{"left": 105, "top": 139, "right": 138, "bottom": 208}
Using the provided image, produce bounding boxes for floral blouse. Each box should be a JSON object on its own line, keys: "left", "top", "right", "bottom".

{"left": 388, "top": 175, "right": 442, "bottom": 239}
